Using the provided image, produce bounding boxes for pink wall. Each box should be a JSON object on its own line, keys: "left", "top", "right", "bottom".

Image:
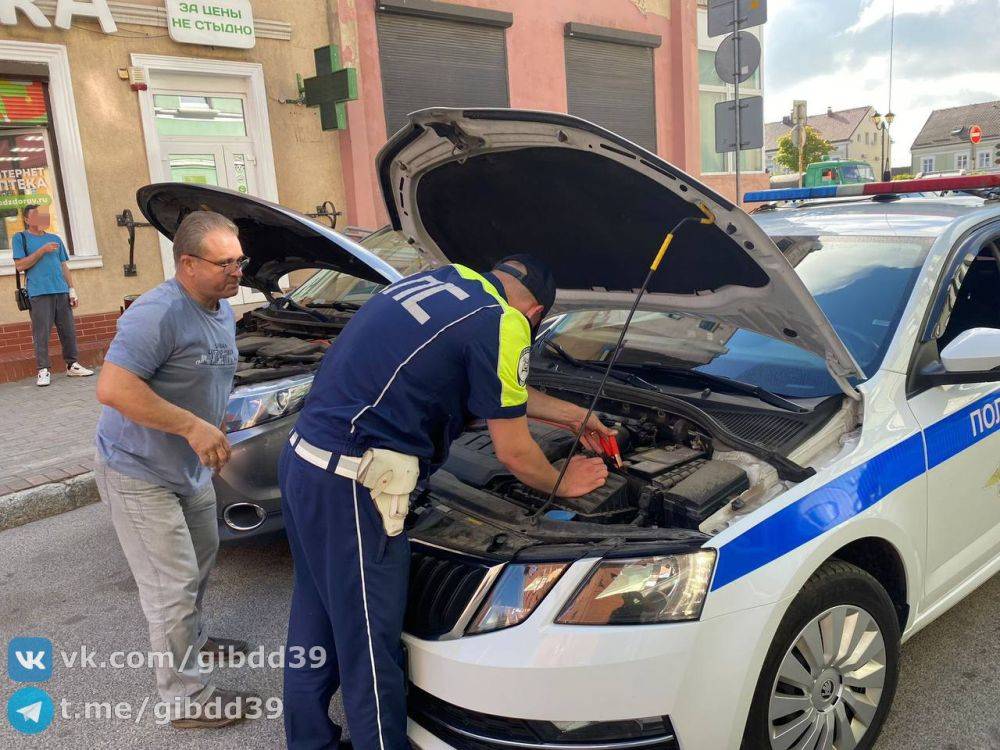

{"left": 338, "top": 0, "right": 751, "bottom": 226}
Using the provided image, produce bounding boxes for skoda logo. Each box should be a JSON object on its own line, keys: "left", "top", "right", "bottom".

{"left": 820, "top": 679, "right": 835, "bottom": 699}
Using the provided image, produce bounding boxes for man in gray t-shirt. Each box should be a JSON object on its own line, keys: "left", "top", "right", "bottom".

{"left": 94, "top": 211, "right": 256, "bottom": 729}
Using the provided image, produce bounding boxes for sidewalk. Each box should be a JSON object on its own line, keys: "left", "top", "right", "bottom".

{"left": 0, "top": 368, "right": 102, "bottom": 529}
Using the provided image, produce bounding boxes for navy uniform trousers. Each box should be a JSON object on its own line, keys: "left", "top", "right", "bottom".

{"left": 278, "top": 441, "right": 410, "bottom": 750}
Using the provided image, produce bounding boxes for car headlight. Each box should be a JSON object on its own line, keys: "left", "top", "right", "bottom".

{"left": 223, "top": 375, "right": 313, "bottom": 433}
{"left": 465, "top": 562, "right": 567, "bottom": 635}
{"left": 556, "top": 550, "right": 716, "bottom": 625}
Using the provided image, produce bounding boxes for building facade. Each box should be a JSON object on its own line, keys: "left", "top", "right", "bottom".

{"left": 765, "top": 105, "right": 891, "bottom": 178}
{"left": 0, "top": 0, "right": 763, "bottom": 382}
{"left": 910, "top": 100, "right": 1000, "bottom": 175}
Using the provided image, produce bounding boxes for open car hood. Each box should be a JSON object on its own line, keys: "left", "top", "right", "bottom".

{"left": 136, "top": 183, "right": 398, "bottom": 294}
{"left": 375, "top": 109, "right": 864, "bottom": 396}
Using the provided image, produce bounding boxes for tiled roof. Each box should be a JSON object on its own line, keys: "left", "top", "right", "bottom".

{"left": 911, "top": 100, "right": 1000, "bottom": 149}
{"left": 765, "top": 105, "right": 873, "bottom": 151}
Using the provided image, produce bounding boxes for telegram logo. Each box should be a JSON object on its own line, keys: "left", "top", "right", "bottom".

{"left": 7, "top": 637, "right": 52, "bottom": 682}
{"left": 7, "top": 687, "right": 54, "bottom": 734}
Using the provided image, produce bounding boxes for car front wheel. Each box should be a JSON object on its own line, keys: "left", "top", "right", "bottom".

{"left": 743, "top": 560, "right": 901, "bottom": 750}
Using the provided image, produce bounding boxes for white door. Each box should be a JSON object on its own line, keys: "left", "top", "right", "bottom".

{"left": 907, "top": 236, "right": 1000, "bottom": 605}
{"left": 147, "top": 82, "right": 278, "bottom": 305}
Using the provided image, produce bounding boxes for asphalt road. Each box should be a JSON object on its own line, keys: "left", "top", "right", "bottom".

{"left": 2, "top": 503, "right": 999, "bottom": 749}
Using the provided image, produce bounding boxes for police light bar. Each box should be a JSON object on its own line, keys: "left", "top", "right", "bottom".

{"left": 744, "top": 174, "right": 1000, "bottom": 204}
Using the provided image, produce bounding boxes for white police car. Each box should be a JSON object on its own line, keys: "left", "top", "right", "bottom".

{"left": 367, "top": 110, "right": 1000, "bottom": 750}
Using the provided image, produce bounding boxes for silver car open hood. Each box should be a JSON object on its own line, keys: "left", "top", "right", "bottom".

{"left": 375, "top": 108, "right": 863, "bottom": 397}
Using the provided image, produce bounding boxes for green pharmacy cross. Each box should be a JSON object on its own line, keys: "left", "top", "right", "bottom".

{"left": 303, "top": 45, "right": 358, "bottom": 131}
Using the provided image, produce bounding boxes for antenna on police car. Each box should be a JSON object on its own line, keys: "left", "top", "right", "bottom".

{"left": 530, "top": 201, "right": 717, "bottom": 523}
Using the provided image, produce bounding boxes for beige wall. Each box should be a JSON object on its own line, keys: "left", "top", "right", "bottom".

{"left": 848, "top": 112, "right": 891, "bottom": 177}
{"left": 0, "top": 0, "right": 345, "bottom": 324}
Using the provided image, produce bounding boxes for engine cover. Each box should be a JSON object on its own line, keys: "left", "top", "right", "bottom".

{"left": 441, "top": 420, "right": 576, "bottom": 487}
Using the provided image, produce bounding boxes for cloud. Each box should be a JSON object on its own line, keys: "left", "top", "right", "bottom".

{"left": 762, "top": 0, "right": 1000, "bottom": 166}
{"left": 846, "top": 0, "right": 969, "bottom": 34}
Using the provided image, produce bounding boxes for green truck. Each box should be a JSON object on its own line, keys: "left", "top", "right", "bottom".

{"left": 770, "top": 159, "right": 877, "bottom": 189}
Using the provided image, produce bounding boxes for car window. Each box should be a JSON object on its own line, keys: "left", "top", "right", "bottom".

{"left": 841, "top": 164, "right": 875, "bottom": 183}
{"left": 289, "top": 228, "right": 427, "bottom": 305}
{"left": 539, "top": 235, "right": 932, "bottom": 399}
{"left": 938, "top": 243, "right": 1000, "bottom": 348}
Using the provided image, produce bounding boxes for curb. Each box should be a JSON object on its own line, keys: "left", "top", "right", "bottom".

{"left": 0, "top": 472, "right": 99, "bottom": 532}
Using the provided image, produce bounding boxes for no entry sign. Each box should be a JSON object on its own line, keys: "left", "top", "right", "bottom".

{"left": 970, "top": 124, "right": 983, "bottom": 144}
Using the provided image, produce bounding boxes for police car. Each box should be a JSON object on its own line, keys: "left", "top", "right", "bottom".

{"left": 367, "top": 111, "right": 1000, "bottom": 750}
{"left": 141, "top": 110, "right": 1000, "bottom": 750}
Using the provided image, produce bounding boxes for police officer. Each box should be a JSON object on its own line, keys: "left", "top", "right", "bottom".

{"left": 278, "top": 255, "right": 613, "bottom": 749}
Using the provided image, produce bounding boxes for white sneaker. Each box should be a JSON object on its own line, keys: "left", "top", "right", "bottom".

{"left": 36, "top": 368, "right": 50, "bottom": 386}
{"left": 67, "top": 362, "right": 94, "bottom": 377}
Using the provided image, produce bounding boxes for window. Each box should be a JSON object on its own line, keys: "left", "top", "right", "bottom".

{"left": 939, "top": 246, "right": 1000, "bottom": 348}
{"left": 153, "top": 95, "right": 247, "bottom": 137}
{"left": 697, "top": 10, "right": 763, "bottom": 174}
{"left": 0, "top": 79, "right": 71, "bottom": 259}
{"left": 979, "top": 150, "right": 991, "bottom": 169}
{"left": 921, "top": 156, "right": 935, "bottom": 173}
{"left": 955, "top": 152, "right": 969, "bottom": 171}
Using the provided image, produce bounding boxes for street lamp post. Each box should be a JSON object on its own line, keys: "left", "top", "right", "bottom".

{"left": 872, "top": 110, "right": 894, "bottom": 181}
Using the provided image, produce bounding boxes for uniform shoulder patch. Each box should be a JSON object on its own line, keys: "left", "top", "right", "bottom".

{"left": 517, "top": 346, "right": 531, "bottom": 387}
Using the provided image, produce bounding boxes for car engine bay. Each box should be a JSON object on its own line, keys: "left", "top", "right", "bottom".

{"left": 233, "top": 332, "right": 330, "bottom": 385}
{"left": 440, "top": 416, "right": 752, "bottom": 532}
{"left": 231, "top": 328, "right": 860, "bottom": 539}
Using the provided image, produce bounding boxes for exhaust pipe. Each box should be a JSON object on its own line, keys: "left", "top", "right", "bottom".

{"left": 223, "top": 502, "right": 267, "bottom": 532}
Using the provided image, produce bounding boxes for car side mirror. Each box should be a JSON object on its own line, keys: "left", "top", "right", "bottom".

{"left": 922, "top": 328, "right": 1000, "bottom": 386}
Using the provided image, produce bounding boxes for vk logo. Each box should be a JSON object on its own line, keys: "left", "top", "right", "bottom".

{"left": 7, "top": 637, "right": 52, "bottom": 682}
{"left": 7, "top": 687, "right": 54, "bottom": 734}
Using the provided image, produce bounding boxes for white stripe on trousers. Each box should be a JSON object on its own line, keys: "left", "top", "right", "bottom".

{"left": 351, "top": 478, "right": 386, "bottom": 750}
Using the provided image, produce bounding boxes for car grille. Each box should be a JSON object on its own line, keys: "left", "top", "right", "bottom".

{"left": 409, "top": 686, "right": 680, "bottom": 750}
{"left": 405, "top": 545, "right": 494, "bottom": 639}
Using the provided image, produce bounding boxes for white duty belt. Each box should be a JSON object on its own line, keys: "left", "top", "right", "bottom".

{"left": 289, "top": 431, "right": 418, "bottom": 536}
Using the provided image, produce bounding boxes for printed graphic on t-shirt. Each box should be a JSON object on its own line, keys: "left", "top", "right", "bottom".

{"left": 195, "top": 344, "right": 236, "bottom": 367}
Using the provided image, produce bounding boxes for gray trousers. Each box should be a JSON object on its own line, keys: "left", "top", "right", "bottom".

{"left": 94, "top": 455, "right": 218, "bottom": 715}
{"left": 29, "top": 292, "right": 78, "bottom": 369}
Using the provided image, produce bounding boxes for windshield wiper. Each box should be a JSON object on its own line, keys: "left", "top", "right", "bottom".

{"left": 540, "top": 340, "right": 660, "bottom": 392}
{"left": 306, "top": 301, "right": 361, "bottom": 311}
{"left": 269, "top": 295, "right": 331, "bottom": 322}
{"left": 611, "top": 361, "right": 808, "bottom": 413}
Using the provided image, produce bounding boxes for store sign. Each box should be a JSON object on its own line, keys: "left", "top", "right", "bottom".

{"left": 0, "top": 0, "right": 117, "bottom": 34}
{"left": 165, "top": 0, "right": 255, "bottom": 49}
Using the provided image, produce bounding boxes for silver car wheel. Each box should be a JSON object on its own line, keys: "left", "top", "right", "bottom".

{"left": 767, "top": 604, "right": 887, "bottom": 750}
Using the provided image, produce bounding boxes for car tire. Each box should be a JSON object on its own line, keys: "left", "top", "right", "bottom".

{"left": 742, "top": 560, "right": 901, "bottom": 750}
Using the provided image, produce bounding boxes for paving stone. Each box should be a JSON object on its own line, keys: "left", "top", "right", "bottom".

{"left": 0, "top": 372, "right": 100, "bottom": 488}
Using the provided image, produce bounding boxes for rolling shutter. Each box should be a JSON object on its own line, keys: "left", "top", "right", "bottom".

{"left": 565, "top": 36, "right": 657, "bottom": 152}
{"left": 376, "top": 11, "right": 509, "bottom": 137}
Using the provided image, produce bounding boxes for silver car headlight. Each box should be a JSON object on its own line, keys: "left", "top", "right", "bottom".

{"left": 555, "top": 550, "right": 716, "bottom": 625}
{"left": 465, "top": 562, "right": 568, "bottom": 635}
{"left": 223, "top": 375, "right": 313, "bottom": 433}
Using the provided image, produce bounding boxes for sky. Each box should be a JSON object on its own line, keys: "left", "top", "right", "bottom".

{"left": 761, "top": 0, "right": 1000, "bottom": 167}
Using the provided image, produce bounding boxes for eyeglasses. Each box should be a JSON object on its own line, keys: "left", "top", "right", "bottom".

{"left": 184, "top": 254, "right": 249, "bottom": 274}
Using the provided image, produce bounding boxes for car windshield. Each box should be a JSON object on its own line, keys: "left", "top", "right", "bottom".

{"left": 288, "top": 227, "right": 426, "bottom": 306}
{"left": 537, "top": 235, "right": 932, "bottom": 399}
{"left": 841, "top": 163, "right": 876, "bottom": 183}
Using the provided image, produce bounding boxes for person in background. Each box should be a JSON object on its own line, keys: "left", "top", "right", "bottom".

{"left": 11, "top": 204, "right": 93, "bottom": 386}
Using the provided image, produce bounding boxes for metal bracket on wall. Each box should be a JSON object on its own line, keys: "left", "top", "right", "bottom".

{"left": 304, "top": 201, "right": 342, "bottom": 229}
{"left": 115, "top": 208, "right": 152, "bottom": 277}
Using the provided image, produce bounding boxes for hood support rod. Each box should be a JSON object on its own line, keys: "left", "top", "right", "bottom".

{"left": 530, "top": 202, "right": 716, "bottom": 523}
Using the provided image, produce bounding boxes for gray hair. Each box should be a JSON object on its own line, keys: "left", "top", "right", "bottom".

{"left": 172, "top": 211, "right": 239, "bottom": 262}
